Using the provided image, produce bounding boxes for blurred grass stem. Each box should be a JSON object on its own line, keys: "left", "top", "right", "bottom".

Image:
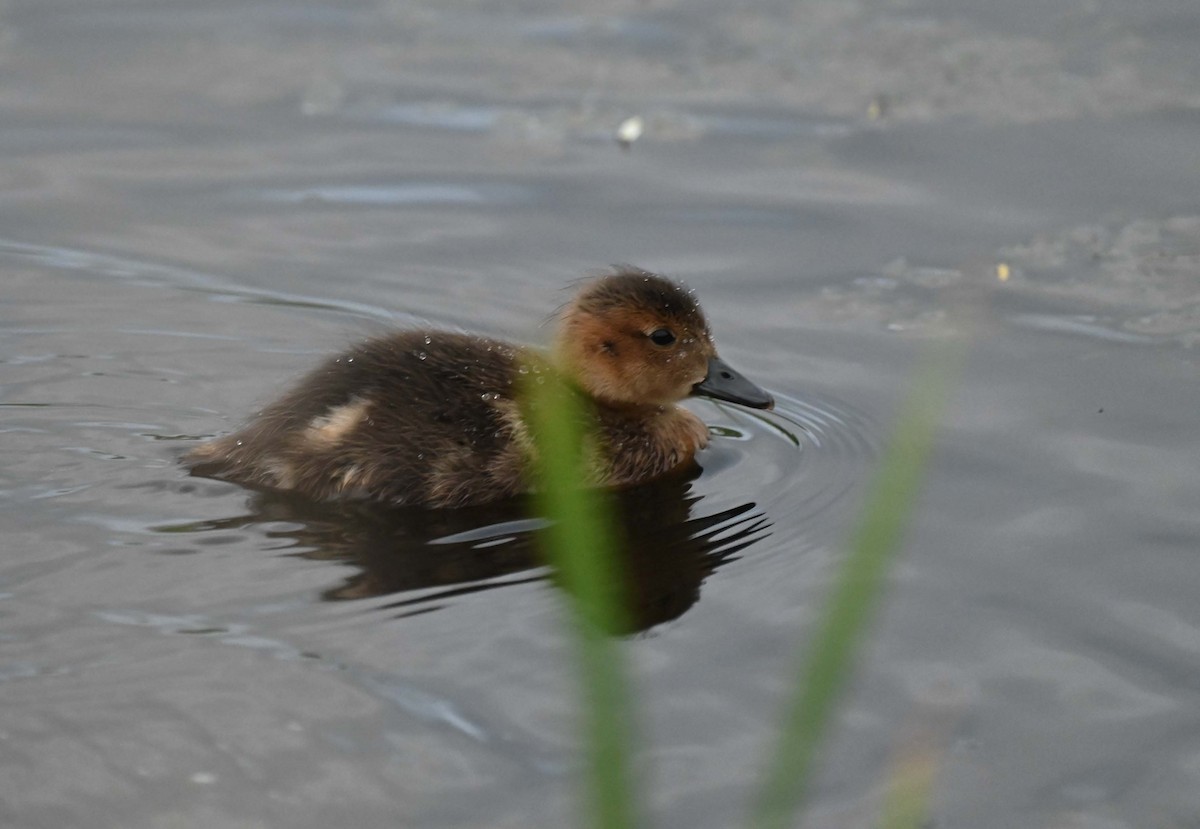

{"left": 526, "top": 376, "right": 639, "bottom": 829}
{"left": 750, "top": 346, "right": 961, "bottom": 829}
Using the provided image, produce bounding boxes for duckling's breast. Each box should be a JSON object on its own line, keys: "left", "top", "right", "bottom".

{"left": 595, "top": 405, "right": 710, "bottom": 488}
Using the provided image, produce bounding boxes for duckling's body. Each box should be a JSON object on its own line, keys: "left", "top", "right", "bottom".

{"left": 185, "top": 268, "right": 772, "bottom": 508}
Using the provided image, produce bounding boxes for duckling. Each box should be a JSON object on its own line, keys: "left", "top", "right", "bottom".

{"left": 184, "top": 266, "right": 773, "bottom": 508}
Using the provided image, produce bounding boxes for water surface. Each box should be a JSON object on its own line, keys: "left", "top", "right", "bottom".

{"left": 1, "top": 1, "right": 1199, "bottom": 828}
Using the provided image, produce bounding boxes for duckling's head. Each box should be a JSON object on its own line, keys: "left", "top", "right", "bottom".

{"left": 553, "top": 267, "right": 773, "bottom": 410}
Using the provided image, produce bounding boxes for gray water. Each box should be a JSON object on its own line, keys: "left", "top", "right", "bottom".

{"left": 2, "top": 1, "right": 1199, "bottom": 827}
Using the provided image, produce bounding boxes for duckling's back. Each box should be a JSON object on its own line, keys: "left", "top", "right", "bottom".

{"left": 184, "top": 331, "right": 537, "bottom": 508}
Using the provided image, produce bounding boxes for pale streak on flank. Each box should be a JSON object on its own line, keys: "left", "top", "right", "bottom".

{"left": 305, "top": 398, "right": 372, "bottom": 447}
{"left": 491, "top": 398, "right": 535, "bottom": 456}
{"left": 264, "top": 457, "right": 297, "bottom": 489}
{"left": 337, "top": 463, "right": 366, "bottom": 492}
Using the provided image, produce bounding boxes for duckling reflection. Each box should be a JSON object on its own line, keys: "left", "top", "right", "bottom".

{"left": 215, "top": 471, "right": 769, "bottom": 634}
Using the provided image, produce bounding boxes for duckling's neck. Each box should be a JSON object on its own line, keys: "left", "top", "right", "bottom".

{"left": 593, "top": 397, "right": 710, "bottom": 486}
{"left": 545, "top": 374, "right": 708, "bottom": 485}
{"left": 589, "top": 396, "right": 669, "bottom": 418}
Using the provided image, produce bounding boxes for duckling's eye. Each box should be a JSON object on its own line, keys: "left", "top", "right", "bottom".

{"left": 648, "top": 328, "right": 676, "bottom": 347}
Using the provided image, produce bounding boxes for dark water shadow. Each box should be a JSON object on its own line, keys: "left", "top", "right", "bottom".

{"left": 190, "top": 473, "right": 771, "bottom": 635}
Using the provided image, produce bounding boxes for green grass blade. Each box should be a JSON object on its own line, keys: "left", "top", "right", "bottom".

{"left": 525, "top": 375, "right": 640, "bottom": 829}
{"left": 881, "top": 748, "right": 937, "bottom": 829}
{"left": 750, "top": 347, "right": 961, "bottom": 829}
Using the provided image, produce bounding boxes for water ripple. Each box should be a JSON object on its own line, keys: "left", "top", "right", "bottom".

{"left": 694, "top": 389, "right": 881, "bottom": 559}
{"left": 250, "top": 182, "right": 530, "bottom": 207}
{"left": 0, "top": 238, "right": 410, "bottom": 325}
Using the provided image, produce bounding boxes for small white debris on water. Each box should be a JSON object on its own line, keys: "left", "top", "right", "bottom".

{"left": 616, "top": 116, "right": 644, "bottom": 149}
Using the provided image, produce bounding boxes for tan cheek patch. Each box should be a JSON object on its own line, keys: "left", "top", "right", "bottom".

{"left": 305, "top": 398, "right": 371, "bottom": 447}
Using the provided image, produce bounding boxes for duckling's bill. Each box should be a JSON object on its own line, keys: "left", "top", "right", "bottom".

{"left": 692, "top": 355, "right": 774, "bottom": 410}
